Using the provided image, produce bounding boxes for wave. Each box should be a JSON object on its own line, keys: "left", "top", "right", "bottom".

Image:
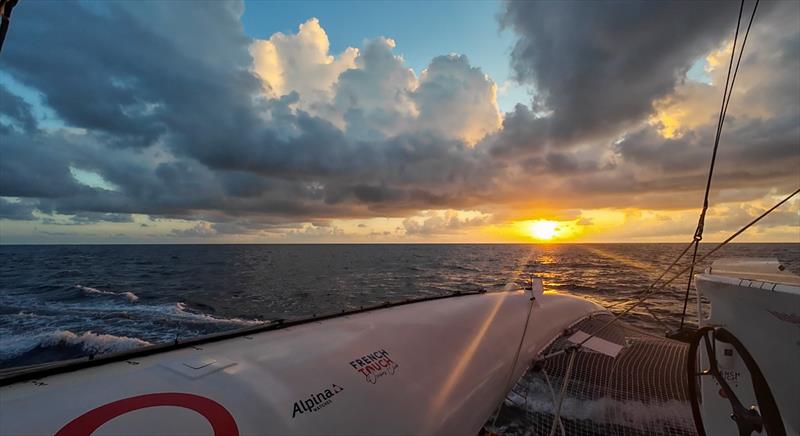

{"left": 1, "top": 293, "right": 263, "bottom": 329}
{"left": 75, "top": 284, "right": 139, "bottom": 303}
{"left": 1, "top": 330, "right": 152, "bottom": 361}
{"left": 173, "top": 302, "right": 264, "bottom": 327}
{"left": 0, "top": 293, "right": 265, "bottom": 367}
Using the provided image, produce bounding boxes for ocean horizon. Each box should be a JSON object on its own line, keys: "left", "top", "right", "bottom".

{"left": 2, "top": 243, "right": 797, "bottom": 369}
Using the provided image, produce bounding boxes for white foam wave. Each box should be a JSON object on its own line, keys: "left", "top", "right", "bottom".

{"left": 4, "top": 292, "right": 262, "bottom": 328}
{"left": 76, "top": 285, "right": 139, "bottom": 303}
{"left": 173, "top": 302, "right": 263, "bottom": 326}
{"left": 508, "top": 378, "right": 694, "bottom": 431}
{"left": 0, "top": 294, "right": 264, "bottom": 363}
{"left": 43, "top": 330, "right": 151, "bottom": 354}
{"left": 0, "top": 330, "right": 152, "bottom": 360}
{"left": 122, "top": 292, "right": 139, "bottom": 303}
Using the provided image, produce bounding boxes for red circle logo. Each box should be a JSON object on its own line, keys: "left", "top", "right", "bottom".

{"left": 56, "top": 392, "right": 239, "bottom": 436}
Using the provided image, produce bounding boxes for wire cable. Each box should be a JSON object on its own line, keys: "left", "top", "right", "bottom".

{"left": 679, "top": 0, "right": 761, "bottom": 329}
{"left": 575, "top": 187, "right": 799, "bottom": 348}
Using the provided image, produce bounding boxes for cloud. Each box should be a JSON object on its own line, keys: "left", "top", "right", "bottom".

{"left": 253, "top": 27, "right": 501, "bottom": 144}
{"left": 251, "top": 18, "right": 358, "bottom": 113}
{"left": 0, "top": 198, "right": 37, "bottom": 220}
{"left": 333, "top": 37, "right": 418, "bottom": 139}
{"left": 413, "top": 54, "right": 502, "bottom": 144}
{"left": 171, "top": 222, "right": 216, "bottom": 237}
{"left": 0, "top": 84, "right": 37, "bottom": 133}
{"left": 500, "top": 0, "right": 749, "bottom": 146}
{"left": 0, "top": 0, "right": 796, "bottom": 241}
{"left": 68, "top": 212, "right": 134, "bottom": 224}
{"left": 402, "top": 210, "right": 492, "bottom": 236}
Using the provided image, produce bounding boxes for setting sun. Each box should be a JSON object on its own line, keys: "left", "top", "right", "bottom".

{"left": 528, "top": 220, "right": 560, "bottom": 241}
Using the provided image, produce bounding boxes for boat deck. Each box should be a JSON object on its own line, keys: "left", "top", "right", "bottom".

{"left": 494, "top": 314, "right": 696, "bottom": 436}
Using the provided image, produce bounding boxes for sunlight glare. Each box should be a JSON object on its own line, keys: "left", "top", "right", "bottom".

{"left": 528, "top": 220, "right": 559, "bottom": 241}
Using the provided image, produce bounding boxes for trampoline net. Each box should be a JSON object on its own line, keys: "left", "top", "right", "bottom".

{"left": 492, "top": 314, "right": 697, "bottom": 436}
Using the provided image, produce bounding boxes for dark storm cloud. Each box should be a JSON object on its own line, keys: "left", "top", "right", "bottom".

{"left": 0, "top": 198, "right": 36, "bottom": 220}
{"left": 0, "top": 84, "right": 36, "bottom": 133}
{"left": 500, "top": 0, "right": 746, "bottom": 147}
{"left": 2, "top": 1, "right": 257, "bottom": 149}
{"left": 0, "top": 131, "right": 83, "bottom": 198}
{"left": 488, "top": 0, "right": 798, "bottom": 210}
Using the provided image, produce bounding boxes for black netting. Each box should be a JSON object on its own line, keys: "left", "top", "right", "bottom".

{"left": 492, "top": 314, "right": 696, "bottom": 436}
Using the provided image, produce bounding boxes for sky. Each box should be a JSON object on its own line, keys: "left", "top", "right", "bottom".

{"left": 0, "top": 0, "right": 797, "bottom": 244}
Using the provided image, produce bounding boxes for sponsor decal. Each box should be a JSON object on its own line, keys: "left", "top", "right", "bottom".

{"left": 291, "top": 384, "right": 344, "bottom": 418}
{"left": 349, "top": 349, "right": 399, "bottom": 384}
{"left": 722, "top": 370, "right": 741, "bottom": 384}
{"left": 56, "top": 393, "right": 238, "bottom": 436}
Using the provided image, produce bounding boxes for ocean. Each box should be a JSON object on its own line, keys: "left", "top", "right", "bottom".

{"left": 1, "top": 243, "right": 798, "bottom": 369}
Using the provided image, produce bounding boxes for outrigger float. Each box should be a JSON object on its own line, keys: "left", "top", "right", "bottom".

{"left": 0, "top": 281, "right": 607, "bottom": 435}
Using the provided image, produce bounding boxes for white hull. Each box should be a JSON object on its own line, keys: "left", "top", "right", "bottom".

{"left": 696, "top": 259, "right": 800, "bottom": 436}
{"left": 0, "top": 287, "right": 602, "bottom": 435}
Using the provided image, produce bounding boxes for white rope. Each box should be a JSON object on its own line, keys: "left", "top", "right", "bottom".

{"left": 542, "top": 368, "right": 566, "bottom": 436}
{"left": 548, "top": 348, "right": 577, "bottom": 436}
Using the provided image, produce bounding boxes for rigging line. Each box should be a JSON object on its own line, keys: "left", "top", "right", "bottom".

{"left": 721, "top": 0, "right": 761, "bottom": 134}
{"left": 575, "top": 187, "right": 799, "bottom": 349}
{"left": 693, "top": 0, "right": 745, "bottom": 241}
{"left": 603, "top": 237, "right": 697, "bottom": 314}
{"left": 489, "top": 286, "right": 537, "bottom": 429}
{"left": 679, "top": 0, "right": 760, "bottom": 329}
{"left": 680, "top": 241, "right": 702, "bottom": 329}
{"left": 642, "top": 301, "right": 671, "bottom": 332}
{"left": 608, "top": 233, "right": 700, "bottom": 309}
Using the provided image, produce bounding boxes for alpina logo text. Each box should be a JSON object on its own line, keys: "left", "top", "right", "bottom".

{"left": 349, "top": 349, "right": 399, "bottom": 384}
{"left": 291, "top": 383, "right": 343, "bottom": 418}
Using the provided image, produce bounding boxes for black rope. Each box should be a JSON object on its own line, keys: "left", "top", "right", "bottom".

{"left": 678, "top": 0, "right": 760, "bottom": 330}
{"left": 0, "top": 0, "right": 20, "bottom": 54}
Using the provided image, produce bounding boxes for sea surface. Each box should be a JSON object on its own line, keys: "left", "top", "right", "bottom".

{"left": 1, "top": 243, "right": 798, "bottom": 369}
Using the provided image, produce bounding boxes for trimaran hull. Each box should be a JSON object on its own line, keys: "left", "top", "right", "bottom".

{"left": 0, "top": 285, "right": 603, "bottom": 435}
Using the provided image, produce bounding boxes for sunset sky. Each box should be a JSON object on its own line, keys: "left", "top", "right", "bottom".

{"left": 0, "top": 0, "right": 798, "bottom": 243}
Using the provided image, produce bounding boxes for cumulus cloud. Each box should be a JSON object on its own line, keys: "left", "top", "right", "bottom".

{"left": 252, "top": 24, "right": 501, "bottom": 144}
{"left": 413, "top": 54, "right": 502, "bottom": 144}
{"left": 333, "top": 37, "right": 418, "bottom": 139}
{"left": 251, "top": 18, "right": 358, "bottom": 113}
